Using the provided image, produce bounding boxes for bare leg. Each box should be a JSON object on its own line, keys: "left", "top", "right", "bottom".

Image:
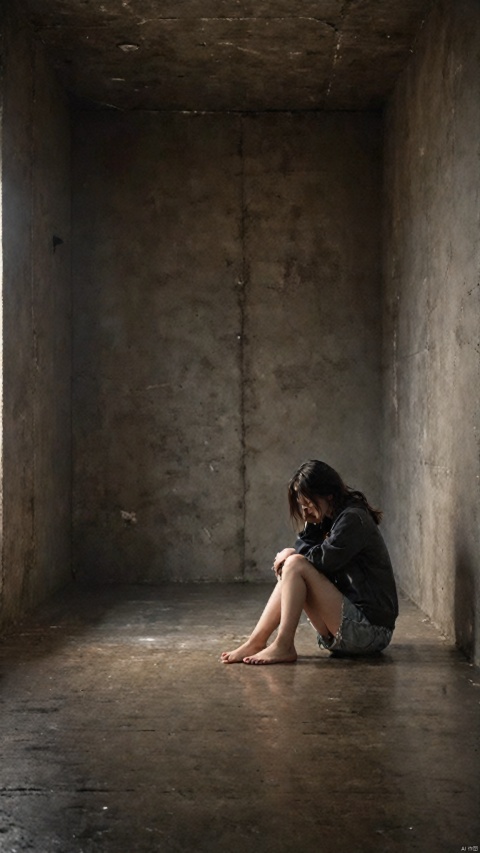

{"left": 244, "top": 554, "right": 343, "bottom": 665}
{"left": 221, "top": 580, "right": 283, "bottom": 663}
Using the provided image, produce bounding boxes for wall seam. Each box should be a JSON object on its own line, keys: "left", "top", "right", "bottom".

{"left": 0, "top": 23, "right": 4, "bottom": 611}
{"left": 238, "top": 114, "right": 247, "bottom": 580}
{"left": 69, "top": 110, "right": 75, "bottom": 579}
{"left": 28, "top": 36, "right": 37, "bottom": 606}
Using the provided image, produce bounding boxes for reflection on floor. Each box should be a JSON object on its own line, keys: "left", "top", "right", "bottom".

{"left": 0, "top": 583, "right": 479, "bottom": 852}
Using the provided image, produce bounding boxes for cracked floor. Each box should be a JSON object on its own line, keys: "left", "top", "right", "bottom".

{"left": 0, "top": 583, "right": 479, "bottom": 852}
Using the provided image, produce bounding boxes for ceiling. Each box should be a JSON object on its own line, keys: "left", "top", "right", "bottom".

{"left": 25, "top": 0, "right": 434, "bottom": 111}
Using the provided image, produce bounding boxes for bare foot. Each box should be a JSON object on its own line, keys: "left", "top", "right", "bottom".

{"left": 221, "top": 639, "right": 267, "bottom": 664}
{"left": 243, "top": 641, "right": 297, "bottom": 665}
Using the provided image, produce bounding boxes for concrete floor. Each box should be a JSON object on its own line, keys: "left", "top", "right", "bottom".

{"left": 0, "top": 584, "right": 479, "bottom": 853}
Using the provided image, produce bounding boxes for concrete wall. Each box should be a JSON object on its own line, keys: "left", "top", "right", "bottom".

{"left": 0, "top": 4, "right": 72, "bottom": 628}
{"left": 73, "top": 111, "right": 383, "bottom": 583}
{"left": 383, "top": 0, "right": 480, "bottom": 663}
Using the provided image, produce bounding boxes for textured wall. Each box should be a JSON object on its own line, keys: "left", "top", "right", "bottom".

{"left": 73, "top": 114, "right": 243, "bottom": 583}
{"left": 383, "top": 0, "right": 480, "bottom": 662}
{"left": 73, "top": 111, "right": 383, "bottom": 583}
{"left": 0, "top": 4, "right": 72, "bottom": 627}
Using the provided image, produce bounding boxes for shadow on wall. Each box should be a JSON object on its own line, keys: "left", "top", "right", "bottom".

{"left": 454, "top": 533, "right": 476, "bottom": 661}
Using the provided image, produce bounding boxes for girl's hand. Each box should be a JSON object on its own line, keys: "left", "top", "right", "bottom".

{"left": 299, "top": 498, "right": 323, "bottom": 524}
{"left": 272, "top": 548, "right": 296, "bottom": 577}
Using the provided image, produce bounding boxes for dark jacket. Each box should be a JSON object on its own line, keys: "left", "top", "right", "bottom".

{"left": 295, "top": 502, "right": 398, "bottom": 630}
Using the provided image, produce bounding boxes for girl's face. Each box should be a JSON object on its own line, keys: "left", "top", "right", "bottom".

{"left": 298, "top": 493, "right": 333, "bottom": 524}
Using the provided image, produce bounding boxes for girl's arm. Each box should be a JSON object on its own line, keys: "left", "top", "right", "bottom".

{"left": 305, "top": 509, "right": 366, "bottom": 575}
{"left": 294, "top": 520, "right": 331, "bottom": 554}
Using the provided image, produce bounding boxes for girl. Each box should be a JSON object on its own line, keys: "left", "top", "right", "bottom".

{"left": 221, "top": 460, "right": 398, "bottom": 665}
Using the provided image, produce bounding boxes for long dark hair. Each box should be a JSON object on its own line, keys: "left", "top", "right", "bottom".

{"left": 288, "top": 459, "right": 382, "bottom": 526}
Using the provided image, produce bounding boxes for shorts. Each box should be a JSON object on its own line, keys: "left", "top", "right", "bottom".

{"left": 315, "top": 596, "right": 393, "bottom": 656}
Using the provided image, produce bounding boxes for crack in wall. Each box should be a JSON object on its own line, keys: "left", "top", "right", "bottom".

{"left": 325, "top": 0, "right": 353, "bottom": 102}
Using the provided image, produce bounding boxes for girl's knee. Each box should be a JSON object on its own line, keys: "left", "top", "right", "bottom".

{"left": 282, "top": 554, "right": 328, "bottom": 585}
{"left": 282, "top": 554, "right": 307, "bottom": 575}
